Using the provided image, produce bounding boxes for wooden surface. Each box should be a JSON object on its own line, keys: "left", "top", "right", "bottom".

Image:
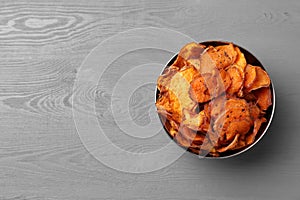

{"left": 1, "top": 0, "right": 300, "bottom": 199}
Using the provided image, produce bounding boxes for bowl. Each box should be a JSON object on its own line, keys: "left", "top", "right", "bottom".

{"left": 155, "top": 41, "right": 275, "bottom": 158}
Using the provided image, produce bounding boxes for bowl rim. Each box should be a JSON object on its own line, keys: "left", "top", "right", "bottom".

{"left": 155, "top": 40, "right": 276, "bottom": 159}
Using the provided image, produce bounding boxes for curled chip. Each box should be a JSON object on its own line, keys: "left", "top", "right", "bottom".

{"left": 156, "top": 42, "right": 272, "bottom": 157}
{"left": 173, "top": 42, "right": 205, "bottom": 69}
{"left": 203, "top": 44, "right": 237, "bottom": 70}
{"left": 244, "top": 64, "right": 257, "bottom": 89}
{"left": 234, "top": 47, "right": 247, "bottom": 70}
{"left": 246, "top": 65, "right": 271, "bottom": 92}
{"left": 189, "top": 73, "right": 215, "bottom": 103}
{"left": 254, "top": 87, "right": 272, "bottom": 111}
{"left": 226, "top": 65, "right": 244, "bottom": 95}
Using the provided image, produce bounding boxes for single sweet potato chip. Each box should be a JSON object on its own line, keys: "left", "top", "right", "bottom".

{"left": 182, "top": 109, "right": 207, "bottom": 131}
{"left": 217, "top": 134, "right": 240, "bottom": 153}
{"left": 244, "top": 64, "right": 257, "bottom": 89}
{"left": 201, "top": 44, "right": 237, "bottom": 70}
{"left": 246, "top": 117, "right": 267, "bottom": 145}
{"left": 234, "top": 47, "right": 247, "bottom": 70}
{"left": 174, "top": 126, "right": 205, "bottom": 149}
{"left": 232, "top": 47, "right": 247, "bottom": 96}
{"left": 212, "top": 98, "right": 252, "bottom": 143}
{"left": 173, "top": 42, "right": 205, "bottom": 69}
{"left": 247, "top": 66, "right": 271, "bottom": 92}
{"left": 214, "top": 43, "right": 237, "bottom": 69}
{"left": 156, "top": 66, "right": 198, "bottom": 123}
{"left": 189, "top": 73, "right": 217, "bottom": 103}
{"left": 226, "top": 65, "right": 243, "bottom": 95}
{"left": 254, "top": 87, "right": 272, "bottom": 110}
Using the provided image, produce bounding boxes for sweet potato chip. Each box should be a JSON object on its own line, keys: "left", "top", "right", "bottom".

{"left": 226, "top": 65, "right": 243, "bottom": 94}
{"left": 249, "top": 103, "right": 261, "bottom": 120}
{"left": 175, "top": 126, "right": 205, "bottom": 148}
{"left": 189, "top": 75, "right": 209, "bottom": 103}
{"left": 173, "top": 42, "right": 205, "bottom": 69}
{"left": 182, "top": 109, "right": 206, "bottom": 131}
{"left": 156, "top": 91, "right": 181, "bottom": 123}
{"left": 187, "top": 58, "right": 201, "bottom": 71}
{"left": 247, "top": 66, "right": 271, "bottom": 92}
{"left": 234, "top": 47, "right": 247, "bottom": 70}
{"left": 224, "top": 119, "right": 252, "bottom": 141}
{"left": 200, "top": 44, "right": 237, "bottom": 70}
{"left": 173, "top": 127, "right": 193, "bottom": 148}
{"left": 157, "top": 67, "right": 178, "bottom": 92}
{"left": 219, "top": 69, "right": 232, "bottom": 91}
{"left": 179, "top": 66, "right": 199, "bottom": 83}
{"left": 159, "top": 115, "right": 179, "bottom": 137}
{"left": 189, "top": 73, "right": 218, "bottom": 103}
{"left": 233, "top": 47, "right": 247, "bottom": 96}
{"left": 254, "top": 87, "right": 272, "bottom": 110}
{"left": 156, "top": 67, "right": 198, "bottom": 123}
{"left": 208, "top": 95, "right": 227, "bottom": 120}
{"left": 217, "top": 134, "right": 240, "bottom": 153}
{"left": 199, "top": 47, "right": 218, "bottom": 74}
{"left": 244, "top": 64, "right": 257, "bottom": 89}
{"left": 214, "top": 43, "right": 237, "bottom": 69}
{"left": 212, "top": 70, "right": 231, "bottom": 95}
{"left": 169, "top": 68, "right": 198, "bottom": 111}
{"left": 209, "top": 98, "right": 252, "bottom": 144}
{"left": 246, "top": 117, "right": 267, "bottom": 145}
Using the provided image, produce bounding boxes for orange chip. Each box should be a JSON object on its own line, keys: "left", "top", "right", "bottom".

{"left": 199, "top": 46, "right": 218, "bottom": 74}
{"left": 198, "top": 137, "right": 214, "bottom": 155}
{"left": 246, "top": 117, "right": 267, "bottom": 145}
{"left": 224, "top": 119, "right": 252, "bottom": 141}
{"left": 244, "top": 92, "right": 257, "bottom": 102}
{"left": 173, "top": 42, "right": 205, "bottom": 69}
{"left": 187, "top": 58, "right": 201, "bottom": 71}
{"left": 157, "top": 67, "right": 178, "bottom": 92}
{"left": 214, "top": 70, "right": 231, "bottom": 95}
{"left": 189, "top": 73, "right": 216, "bottom": 103}
{"left": 201, "top": 44, "right": 237, "bottom": 70}
{"left": 179, "top": 65, "right": 199, "bottom": 83}
{"left": 254, "top": 87, "right": 272, "bottom": 110}
{"left": 210, "top": 98, "right": 252, "bottom": 144}
{"left": 234, "top": 47, "right": 247, "bottom": 97}
{"left": 249, "top": 103, "right": 261, "bottom": 120}
{"left": 217, "top": 134, "right": 240, "bottom": 152}
{"left": 220, "top": 69, "right": 232, "bottom": 91}
{"left": 244, "top": 64, "right": 256, "bottom": 89}
{"left": 156, "top": 91, "right": 181, "bottom": 123}
{"left": 247, "top": 66, "right": 271, "bottom": 92}
{"left": 234, "top": 47, "right": 247, "bottom": 70}
{"left": 226, "top": 65, "right": 243, "bottom": 94}
{"left": 208, "top": 95, "right": 227, "bottom": 120}
{"left": 182, "top": 109, "right": 206, "bottom": 131}
{"left": 175, "top": 126, "right": 205, "bottom": 148}
{"left": 173, "top": 127, "right": 193, "bottom": 148}
{"left": 215, "top": 43, "right": 237, "bottom": 69}
{"left": 156, "top": 67, "right": 198, "bottom": 123}
{"left": 159, "top": 115, "right": 179, "bottom": 137}
{"left": 168, "top": 68, "right": 198, "bottom": 111}
{"left": 189, "top": 75, "right": 209, "bottom": 103}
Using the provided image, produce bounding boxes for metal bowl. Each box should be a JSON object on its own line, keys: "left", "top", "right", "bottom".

{"left": 155, "top": 41, "right": 276, "bottom": 158}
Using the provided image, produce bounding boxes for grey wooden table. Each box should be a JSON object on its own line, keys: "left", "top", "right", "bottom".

{"left": 1, "top": 0, "right": 300, "bottom": 199}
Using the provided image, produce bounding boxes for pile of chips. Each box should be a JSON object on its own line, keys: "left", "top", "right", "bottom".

{"left": 156, "top": 42, "right": 272, "bottom": 157}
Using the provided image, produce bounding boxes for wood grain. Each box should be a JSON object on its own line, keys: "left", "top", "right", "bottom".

{"left": 0, "top": 0, "right": 300, "bottom": 199}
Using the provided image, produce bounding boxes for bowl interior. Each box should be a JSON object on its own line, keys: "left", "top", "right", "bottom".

{"left": 156, "top": 41, "right": 275, "bottom": 158}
